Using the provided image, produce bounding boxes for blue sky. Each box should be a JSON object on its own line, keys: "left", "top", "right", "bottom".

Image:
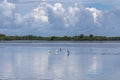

{"left": 0, "top": 0, "right": 120, "bottom": 36}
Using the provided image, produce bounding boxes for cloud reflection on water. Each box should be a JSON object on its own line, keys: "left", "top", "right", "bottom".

{"left": 0, "top": 44, "right": 120, "bottom": 80}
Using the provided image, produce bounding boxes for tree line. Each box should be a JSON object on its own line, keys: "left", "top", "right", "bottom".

{"left": 0, "top": 33, "right": 120, "bottom": 41}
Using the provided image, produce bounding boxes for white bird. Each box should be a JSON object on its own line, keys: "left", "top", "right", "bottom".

{"left": 55, "top": 50, "right": 59, "bottom": 54}
{"left": 48, "top": 50, "right": 51, "bottom": 54}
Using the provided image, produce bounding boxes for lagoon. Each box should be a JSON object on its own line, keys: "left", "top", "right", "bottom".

{"left": 0, "top": 42, "right": 120, "bottom": 80}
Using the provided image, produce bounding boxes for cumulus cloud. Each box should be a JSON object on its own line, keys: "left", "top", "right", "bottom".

{"left": 86, "top": 8, "right": 102, "bottom": 24}
{"left": 0, "top": 0, "right": 120, "bottom": 36}
{"left": 96, "top": 8, "right": 120, "bottom": 36}
{"left": 0, "top": 0, "right": 16, "bottom": 28}
{"left": 21, "top": 6, "right": 49, "bottom": 28}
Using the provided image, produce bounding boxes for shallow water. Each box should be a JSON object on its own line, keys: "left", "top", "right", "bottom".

{"left": 0, "top": 42, "right": 120, "bottom": 80}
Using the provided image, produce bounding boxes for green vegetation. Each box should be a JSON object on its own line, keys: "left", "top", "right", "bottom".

{"left": 0, "top": 33, "right": 120, "bottom": 41}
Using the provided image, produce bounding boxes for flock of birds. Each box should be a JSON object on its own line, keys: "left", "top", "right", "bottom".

{"left": 48, "top": 48, "right": 70, "bottom": 56}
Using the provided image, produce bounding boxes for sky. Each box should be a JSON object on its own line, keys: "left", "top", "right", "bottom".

{"left": 0, "top": 0, "right": 120, "bottom": 36}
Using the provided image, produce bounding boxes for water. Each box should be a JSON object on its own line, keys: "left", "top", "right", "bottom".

{"left": 0, "top": 42, "right": 120, "bottom": 80}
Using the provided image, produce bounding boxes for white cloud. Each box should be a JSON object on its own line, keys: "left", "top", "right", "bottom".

{"left": 64, "top": 6, "right": 80, "bottom": 27}
{"left": 32, "top": 7, "right": 48, "bottom": 23}
{"left": 0, "top": 0, "right": 16, "bottom": 28}
{"left": 15, "top": 3, "right": 49, "bottom": 29}
{"left": 53, "top": 3, "right": 65, "bottom": 15}
{"left": 96, "top": 8, "right": 120, "bottom": 36}
{"left": 86, "top": 8, "right": 102, "bottom": 24}
{"left": 0, "top": 0, "right": 120, "bottom": 36}
{"left": 14, "top": 13, "right": 23, "bottom": 24}
{"left": 0, "top": 0, "right": 15, "bottom": 17}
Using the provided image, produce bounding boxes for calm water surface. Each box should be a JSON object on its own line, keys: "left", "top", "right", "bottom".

{"left": 0, "top": 42, "right": 120, "bottom": 80}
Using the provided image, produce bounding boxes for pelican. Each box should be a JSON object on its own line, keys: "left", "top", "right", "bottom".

{"left": 48, "top": 50, "right": 51, "bottom": 54}
{"left": 55, "top": 50, "right": 59, "bottom": 54}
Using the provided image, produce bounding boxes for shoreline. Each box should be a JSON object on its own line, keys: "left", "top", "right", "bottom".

{"left": 1, "top": 40, "right": 120, "bottom": 43}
